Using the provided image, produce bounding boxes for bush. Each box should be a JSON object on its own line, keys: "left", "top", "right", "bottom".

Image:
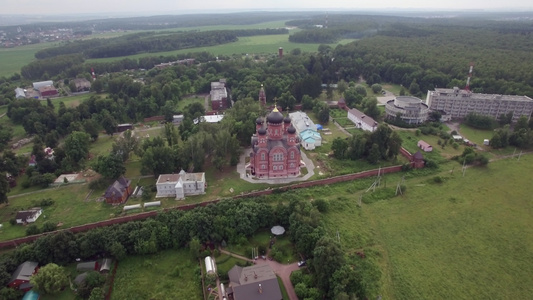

{"left": 433, "top": 176, "right": 443, "bottom": 184}
{"left": 425, "top": 159, "right": 438, "bottom": 169}
{"left": 88, "top": 178, "right": 111, "bottom": 190}
{"left": 42, "top": 221, "right": 56, "bottom": 233}
{"left": 9, "top": 218, "right": 16, "bottom": 225}
{"left": 312, "top": 199, "right": 329, "bottom": 213}
{"left": 26, "top": 224, "right": 41, "bottom": 236}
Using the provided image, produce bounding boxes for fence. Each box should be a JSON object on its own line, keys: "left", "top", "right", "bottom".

{"left": 0, "top": 162, "right": 417, "bottom": 249}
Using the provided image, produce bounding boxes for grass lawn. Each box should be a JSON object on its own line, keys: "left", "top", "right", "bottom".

{"left": 225, "top": 230, "right": 299, "bottom": 264}
{"left": 111, "top": 249, "right": 202, "bottom": 300}
{"left": 215, "top": 254, "right": 245, "bottom": 277}
{"left": 381, "top": 83, "right": 404, "bottom": 95}
{"left": 177, "top": 96, "right": 205, "bottom": 112}
{"left": 44, "top": 93, "right": 103, "bottom": 112}
{"left": 278, "top": 276, "right": 290, "bottom": 300}
{"left": 320, "top": 154, "right": 533, "bottom": 299}
{"left": 0, "top": 183, "right": 115, "bottom": 241}
{"left": 396, "top": 130, "right": 465, "bottom": 163}
{"left": 459, "top": 124, "right": 494, "bottom": 146}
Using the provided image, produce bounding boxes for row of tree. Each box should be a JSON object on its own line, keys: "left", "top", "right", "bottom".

{"left": 332, "top": 124, "right": 403, "bottom": 164}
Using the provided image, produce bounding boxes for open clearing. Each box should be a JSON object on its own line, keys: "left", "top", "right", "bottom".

{"left": 322, "top": 154, "right": 533, "bottom": 299}
{"left": 111, "top": 249, "right": 202, "bottom": 300}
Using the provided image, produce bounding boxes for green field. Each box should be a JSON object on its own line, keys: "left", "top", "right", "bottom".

{"left": 0, "top": 42, "right": 58, "bottom": 77}
{"left": 321, "top": 154, "right": 533, "bottom": 299}
{"left": 111, "top": 249, "right": 203, "bottom": 300}
{"left": 88, "top": 34, "right": 355, "bottom": 63}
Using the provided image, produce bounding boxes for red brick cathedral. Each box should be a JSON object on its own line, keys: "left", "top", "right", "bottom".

{"left": 249, "top": 107, "right": 301, "bottom": 178}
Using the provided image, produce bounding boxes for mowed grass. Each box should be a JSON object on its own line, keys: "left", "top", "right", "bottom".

{"left": 88, "top": 34, "right": 355, "bottom": 63}
{"left": 111, "top": 249, "right": 202, "bottom": 300}
{"left": 325, "top": 154, "right": 533, "bottom": 299}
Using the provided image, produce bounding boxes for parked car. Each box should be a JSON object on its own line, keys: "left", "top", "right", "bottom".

{"left": 298, "top": 260, "right": 306, "bottom": 267}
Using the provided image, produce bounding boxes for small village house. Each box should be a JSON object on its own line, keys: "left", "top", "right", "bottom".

{"left": 104, "top": 177, "right": 132, "bottom": 204}
{"left": 8, "top": 261, "right": 39, "bottom": 291}
{"left": 15, "top": 208, "right": 42, "bottom": 224}
{"left": 227, "top": 264, "right": 282, "bottom": 300}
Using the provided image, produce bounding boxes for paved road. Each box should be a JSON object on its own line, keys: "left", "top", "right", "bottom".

{"left": 219, "top": 248, "right": 300, "bottom": 300}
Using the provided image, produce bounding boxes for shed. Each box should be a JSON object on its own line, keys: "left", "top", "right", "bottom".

{"left": 205, "top": 256, "right": 215, "bottom": 274}
{"left": 76, "top": 261, "right": 98, "bottom": 272}
{"left": 74, "top": 272, "right": 88, "bottom": 285}
{"left": 417, "top": 140, "right": 433, "bottom": 152}
{"left": 99, "top": 258, "right": 112, "bottom": 273}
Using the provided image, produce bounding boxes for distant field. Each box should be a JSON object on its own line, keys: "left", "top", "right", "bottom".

{"left": 0, "top": 42, "right": 59, "bottom": 77}
{"left": 111, "top": 249, "right": 203, "bottom": 300}
{"left": 88, "top": 35, "right": 355, "bottom": 63}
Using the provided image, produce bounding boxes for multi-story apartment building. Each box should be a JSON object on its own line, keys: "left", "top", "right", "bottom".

{"left": 426, "top": 87, "right": 533, "bottom": 122}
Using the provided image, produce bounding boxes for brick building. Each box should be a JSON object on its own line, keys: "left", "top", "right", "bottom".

{"left": 210, "top": 79, "right": 228, "bottom": 110}
{"left": 248, "top": 106, "right": 301, "bottom": 179}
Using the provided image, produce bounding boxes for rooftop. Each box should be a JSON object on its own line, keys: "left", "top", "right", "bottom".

{"left": 431, "top": 88, "right": 533, "bottom": 102}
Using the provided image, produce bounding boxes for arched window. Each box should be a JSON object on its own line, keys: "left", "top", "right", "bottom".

{"left": 261, "top": 153, "right": 265, "bottom": 160}
{"left": 273, "top": 165, "right": 278, "bottom": 170}
{"left": 290, "top": 151, "right": 294, "bottom": 159}
{"left": 279, "top": 165, "right": 283, "bottom": 170}
{"left": 261, "top": 165, "right": 266, "bottom": 170}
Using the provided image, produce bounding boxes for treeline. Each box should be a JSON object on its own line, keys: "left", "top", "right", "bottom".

{"left": 0, "top": 194, "right": 380, "bottom": 300}
{"left": 34, "top": 29, "right": 287, "bottom": 60}
{"left": 20, "top": 54, "right": 84, "bottom": 80}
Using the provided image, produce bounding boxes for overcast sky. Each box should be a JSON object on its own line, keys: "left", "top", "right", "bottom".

{"left": 2, "top": 0, "right": 532, "bottom": 15}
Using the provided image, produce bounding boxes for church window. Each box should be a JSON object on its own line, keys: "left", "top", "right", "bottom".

{"left": 261, "top": 153, "right": 265, "bottom": 160}
{"left": 261, "top": 165, "right": 266, "bottom": 170}
{"left": 290, "top": 163, "right": 295, "bottom": 168}
{"left": 279, "top": 165, "right": 283, "bottom": 170}
{"left": 273, "top": 165, "right": 278, "bottom": 170}
{"left": 275, "top": 129, "right": 279, "bottom": 135}
{"left": 290, "top": 151, "right": 294, "bottom": 159}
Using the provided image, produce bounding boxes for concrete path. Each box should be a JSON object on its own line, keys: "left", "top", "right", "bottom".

{"left": 219, "top": 248, "right": 300, "bottom": 300}
{"left": 236, "top": 148, "right": 315, "bottom": 185}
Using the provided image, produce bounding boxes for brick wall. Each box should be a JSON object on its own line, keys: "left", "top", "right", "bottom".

{"left": 0, "top": 164, "right": 415, "bottom": 249}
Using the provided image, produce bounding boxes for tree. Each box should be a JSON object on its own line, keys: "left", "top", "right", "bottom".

{"left": 88, "top": 287, "right": 105, "bottom": 300}
{"left": 30, "top": 263, "right": 68, "bottom": 295}
{"left": 63, "top": 131, "right": 91, "bottom": 168}
{"left": 355, "top": 85, "right": 367, "bottom": 96}
{"left": 189, "top": 237, "right": 201, "bottom": 259}
{"left": 371, "top": 83, "right": 382, "bottom": 94}
{"left": 0, "top": 173, "right": 9, "bottom": 204}
{"left": 112, "top": 129, "right": 140, "bottom": 162}
{"left": 94, "top": 154, "right": 125, "bottom": 179}
{"left": 0, "top": 287, "right": 23, "bottom": 300}
{"left": 312, "top": 237, "right": 345, "bottom": 297}
{"left": 331, "top": 138, "right": 349, "bottom": 159}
